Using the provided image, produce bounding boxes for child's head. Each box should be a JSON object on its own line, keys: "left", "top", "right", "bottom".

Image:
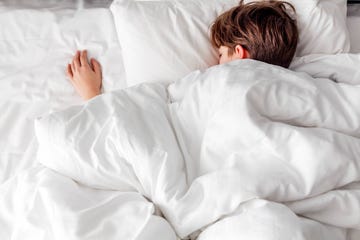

{"left": 210, "top": 0, "right": 298, "bottom": 68}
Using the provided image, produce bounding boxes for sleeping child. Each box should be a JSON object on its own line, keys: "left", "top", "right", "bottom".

{"left": 66, "top": 0, "right": 298, "bottom": 100}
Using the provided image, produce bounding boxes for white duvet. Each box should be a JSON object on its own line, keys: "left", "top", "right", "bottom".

{"left": 1, "top": 55, "right": 360, "bottom": 239}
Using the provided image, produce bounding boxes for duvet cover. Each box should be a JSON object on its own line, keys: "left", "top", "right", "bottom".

{"left": 1, "top": 55, "right": 360, "bottom": 240}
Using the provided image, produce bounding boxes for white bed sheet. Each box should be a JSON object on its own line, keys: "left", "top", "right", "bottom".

{"left": 0, "top": 7, "right": 126, "bottom": 184}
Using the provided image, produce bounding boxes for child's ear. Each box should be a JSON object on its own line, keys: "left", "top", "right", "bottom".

{"left": 234, "top": 45, "right": 249, "bottom": 59}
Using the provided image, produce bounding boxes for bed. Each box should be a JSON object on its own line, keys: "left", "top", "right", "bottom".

{"left": 1, "top": 0, "right": 360, "bottom": 239}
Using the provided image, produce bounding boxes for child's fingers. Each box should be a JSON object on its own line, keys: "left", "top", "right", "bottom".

{"left": 73, "top": 50, "right": 81, "bottom": 69}
{"left": 71, "top": 62, "right": 76, "bottom": 74}
{"left": 80, "top": 50, "right": 89, "bottom": 67}
{"left": 67, "top": 64, "right": 73, "bottom": 79}
{"left": 91, "top": 58, "right": 102, "bottom": 76}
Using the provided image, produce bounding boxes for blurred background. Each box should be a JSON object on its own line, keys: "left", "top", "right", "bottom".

{"left": 0, "top": 0, "right": 113, "bottom": 9}
{"left": 0, "top": 0, "right": 359, "bottom": 11}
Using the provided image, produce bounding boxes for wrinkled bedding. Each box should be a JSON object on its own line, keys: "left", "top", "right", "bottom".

{"left": 0, "top": 7, "right": 125, "bottom": 184}
{"left": 2, "top": 55, "right": 360, "bottom": 239}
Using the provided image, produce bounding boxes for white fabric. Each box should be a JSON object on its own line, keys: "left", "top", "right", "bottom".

{"left": 0, "top": 8, "right": 126, "bottom": 184}
{"left": 4, "top": 54, "right": 357, "bottom": 239}
{"left": 35, "top": 83, "right": 187, "bottom": 198}
{"left": 0, "top": 166, "right": 176, "bottom": 240}
{"left": 197, "top": 200, "right": 346, "bottom": 240}
{"left": 110, "top": 0, "right": 350, "bottom": 86}
{"left": 292, "top": 0, "right": 349, "bottom": 56}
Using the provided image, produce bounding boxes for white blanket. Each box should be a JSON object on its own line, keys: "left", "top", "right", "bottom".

{"left": 1, "top": 55, "right": 360, "bottom": 239}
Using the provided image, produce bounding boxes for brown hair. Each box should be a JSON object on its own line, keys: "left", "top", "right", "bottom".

{"left": 210, "top": 0, "right": 298, "bottom": 68}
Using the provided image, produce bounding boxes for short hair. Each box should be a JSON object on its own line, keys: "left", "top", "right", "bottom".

{"left": 210, "top": 0, "right": 298, "bottom": 68}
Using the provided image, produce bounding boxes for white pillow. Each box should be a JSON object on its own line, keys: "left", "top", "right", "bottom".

{"left": 110, "top": 0, "right": 349, "bottom": 87}
{"left": 292, "top": 0, "right": 349, "bottom": 56}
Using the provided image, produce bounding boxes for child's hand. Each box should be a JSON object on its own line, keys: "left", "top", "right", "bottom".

{"left": 66, "top": 50, "right": 102, "bottom": 101}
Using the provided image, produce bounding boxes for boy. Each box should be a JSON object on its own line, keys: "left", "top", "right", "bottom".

{"left": 66, "top": 0, "right": 298, "bottom": 100}
{"left": 211, "top": 0, "right": 298, "bottom": 67}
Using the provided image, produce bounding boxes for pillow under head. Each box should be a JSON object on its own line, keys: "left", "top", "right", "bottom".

{"left": 110, "top": 0, "right": 349, "bottom": 87}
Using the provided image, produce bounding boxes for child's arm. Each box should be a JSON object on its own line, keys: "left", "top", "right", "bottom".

{"left": 66, "top": 50, "right": 102, "bottom": 101}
